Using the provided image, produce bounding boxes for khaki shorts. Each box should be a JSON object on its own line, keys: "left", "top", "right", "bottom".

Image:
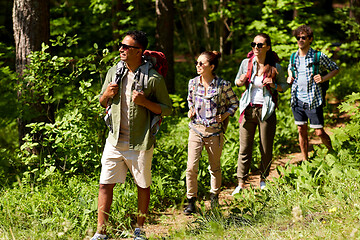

{"left": 99, "top": 140, "right": 154, "bottom": 188}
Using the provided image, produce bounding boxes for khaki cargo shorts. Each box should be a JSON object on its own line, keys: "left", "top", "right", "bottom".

{"left": 99, "top": 140, "right": 154, "bottom": 188}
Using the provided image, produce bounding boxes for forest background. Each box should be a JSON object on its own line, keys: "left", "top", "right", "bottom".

{"left": 1, "top": 0, "right": 360, "bottom": 239}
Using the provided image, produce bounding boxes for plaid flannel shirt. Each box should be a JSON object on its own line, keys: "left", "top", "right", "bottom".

{"left": 288, "top": 48, "right": 339, "bottom": 109}
{"left": 187, "top": 76, "right": 239, "bottom": 128}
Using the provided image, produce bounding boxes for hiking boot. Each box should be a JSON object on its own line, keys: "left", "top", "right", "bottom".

{"left": 210, "top": 193, "right": 219, "bottom": 209}
{"left": 184, "top": 197, "right": 196, "bottom": 215}
{"left": 134, "top": 227, "right": 147, "bottom": 240}
{"left": 90, "top": 233, "right": 109, "bottom": 240}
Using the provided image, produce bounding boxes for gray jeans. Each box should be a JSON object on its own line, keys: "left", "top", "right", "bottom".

{"left": 237, "top": 106, "right": 276, "bottom": 184}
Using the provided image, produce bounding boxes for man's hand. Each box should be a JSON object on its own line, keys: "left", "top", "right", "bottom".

{"left": 132, "top": 90, "right": 147, "bottom": 106}
{"left": 287, "top": 76, "right": 294, "bottom": 85}
{"left": 104, "top": 82, "right": 119, "bottom": 98}
{"left": 313, "top": 74, "right": 323, "bottom": 84}
{"left": 287, "top": 69, "right": 294, "bottom": 85}
{"left": 132, "top": 90, "right": 162, "bottom": 114}
{"left": 100, "top": 82, "right": 119, "bottom": 107}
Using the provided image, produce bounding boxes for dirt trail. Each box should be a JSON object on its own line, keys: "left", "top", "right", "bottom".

{"left": 119, "top": 101, "right": 348, "bottom": 240}
{"left": 136, "top": 139, "right": 323, "bottom": 240}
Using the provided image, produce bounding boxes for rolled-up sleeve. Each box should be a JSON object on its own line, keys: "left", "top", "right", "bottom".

{"left": 234, "top": 59, "right": 249, "bottom": 85}
{"left": 153, "top": 75, "right": 172, "bottom": 116}
{"left": 320, "top": 53, "right": 339, "bottom": 71}
{"left": 187, "top": 78, "right": 195, "bottom": 109}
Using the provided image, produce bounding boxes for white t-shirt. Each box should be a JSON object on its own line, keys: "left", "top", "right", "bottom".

{"left": 118, "top": 71, "right": 135, "bottom": 147}
{"left": 296, "top": 56, "right": 308, "bottom": 103}
{"left": 250, "top": 75, "right": 264, "bottom": 105}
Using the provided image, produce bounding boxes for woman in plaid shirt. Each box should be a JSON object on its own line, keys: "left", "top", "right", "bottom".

{"left": 184, "top": 51, "right": 239, "bottom": 214}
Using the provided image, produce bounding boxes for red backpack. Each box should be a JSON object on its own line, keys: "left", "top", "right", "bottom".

{"left": 143, "top": 50, "right": 168, "bottom": 78}
{"left": 244, "top": 50, "right": 278, "bottom": 106}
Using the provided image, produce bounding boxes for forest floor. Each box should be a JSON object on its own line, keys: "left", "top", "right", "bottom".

{"left": 118, "top": 100, "right": 349, "bottom": 240}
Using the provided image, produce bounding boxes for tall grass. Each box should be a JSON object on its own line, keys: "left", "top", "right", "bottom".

{"left": 172, "top": 92, "right": 360, "bottom": 239}
{"left": 1, "top": 47, "right": 359, "bottom": 240}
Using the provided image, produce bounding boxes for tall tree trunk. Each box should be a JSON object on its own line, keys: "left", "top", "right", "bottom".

{"left": 219, "top": 0, "right": 232, "bottom": 55}
{"left": 293, "top": 9, "right": 298, "bottom": 19}
{"left": 350, "top": 0, "right": 360, "bottom": 23}
{"left": 156, "top": 0, "right": 175, "bottom": 93}
{"left": 111, "top": 0, "right": 126, "bottom": 51}
{"left": 223, "top": 18, "right": 233, "bottom": 55}
{"left": 219, "top": 0, "right": 224, "bottom": 54}
{"left": 202, "top": 0, "right": 211, "bottom": 50}
{"left": 13, "top": 0, "right": 52, "bottom": 150}
{"left": 176, "top": 0, "right": 199, "bottom": 59}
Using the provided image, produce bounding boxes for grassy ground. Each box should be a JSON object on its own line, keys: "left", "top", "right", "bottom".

{"left": 1, "top": 66, "right": 360, "bottom": 239}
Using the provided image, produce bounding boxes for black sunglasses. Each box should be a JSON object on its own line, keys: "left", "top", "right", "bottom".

{"left": 296, "top": 36, "right": 308, "bottom": 41}
{"left": 119, "top": 43, "right": 141, "bottom": 50}
{"left": 251, "top": 42, "right": 265, "bottom": 48}
{"left": 195, "top": 61, "right": 205, "bottom": 66}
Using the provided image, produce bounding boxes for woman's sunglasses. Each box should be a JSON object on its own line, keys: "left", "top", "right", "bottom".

{"left": 296, "top": 36, "right": 308, "bottom": 41}
{"left": 119, "top": 43, "right": 141, "bottom": 51}
{"left": 251, "top": 42, "right": 265, "bottom": 48}
{"left": 195, "top": 61, "right": 205, "bottom": 66}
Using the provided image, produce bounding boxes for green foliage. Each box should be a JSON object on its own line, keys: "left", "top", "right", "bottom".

{"left": 18, "top": 39, "right": 113, "bottom": 182}
{"left": 0, "top": 175, "right": 99, "bottom": 239}
{"left": 0, "top": 42, "right": 19, "bottom": 185}
{"left": 181, "top": 93, "right": 360, "bottom": 239}
{"left": 331, "top": 92, "right": 360, "bottom": 156}
{"left": 2, "top": 1, "right": 360, "bottom": 238}
{"left": 327, "top": 62, "right": 360, "bottom": 101}
{"left": 334, "top": 6, "right": 360, "bottom": 62}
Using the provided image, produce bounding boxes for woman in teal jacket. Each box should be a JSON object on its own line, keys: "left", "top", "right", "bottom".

{"left": 232, "top": 33, "right": 289, "bottom": 195}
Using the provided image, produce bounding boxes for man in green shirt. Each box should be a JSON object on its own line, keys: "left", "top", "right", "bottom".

{"left": 91, "top": 30, "right": 172, "bottom": 240}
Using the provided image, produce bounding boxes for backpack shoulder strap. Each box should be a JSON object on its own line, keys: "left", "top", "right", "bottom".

{"left": 290, "top": 52, "right": 297, "bottom": 78}
{"left": 245, "top": 57, "right": 254, "bottom": 88}
{"left": 313, "top": 51, "right": 321, "bottom": 76}
{"left": 216, "top": 77, "right": 223, "bottom": 106}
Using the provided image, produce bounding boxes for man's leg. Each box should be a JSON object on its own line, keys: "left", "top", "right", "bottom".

{"left": 292, "top": 101, "right": 309, "bottom": 161}
{"left": 137, "top": 185, "right": 150, "bottom": 228}
{"left": 298, "top": 124, "right": 308, "bottom": 161}
{"left": 314, "top": 128, "right": 333, "bottom": 151}
{"left": 308, "top": 104, "right": 333, "bottom": 152}
{"left": 97, "top": 183, "right": 116, "bottom": 234}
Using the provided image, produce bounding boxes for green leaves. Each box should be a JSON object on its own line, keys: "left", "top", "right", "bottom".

{"left": 16, "top": 36, "right": 110, "bottom": 183}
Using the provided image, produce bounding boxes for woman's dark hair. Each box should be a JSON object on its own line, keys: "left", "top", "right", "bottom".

{"left": 201, "top": 51, "right": 222, "bottom": 73}
{"left": 255, "top": 33, "right": 280, "bottom": 78}
{"left": 125, "top": 30, "right": 148, "bottom": 50}
{"left": 293, "top": 25, "right": 314, "bottom": 40}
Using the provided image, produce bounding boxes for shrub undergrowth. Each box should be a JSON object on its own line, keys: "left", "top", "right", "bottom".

{"left": 1, "top": 29, "right": 360, "bottom": 239}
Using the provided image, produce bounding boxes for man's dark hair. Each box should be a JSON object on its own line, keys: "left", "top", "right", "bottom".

{"left": 293, "top": 25, "right": 314, "bottom": 40}
{"left": 125, "top": 30, "right": 148, "bottom": 50}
